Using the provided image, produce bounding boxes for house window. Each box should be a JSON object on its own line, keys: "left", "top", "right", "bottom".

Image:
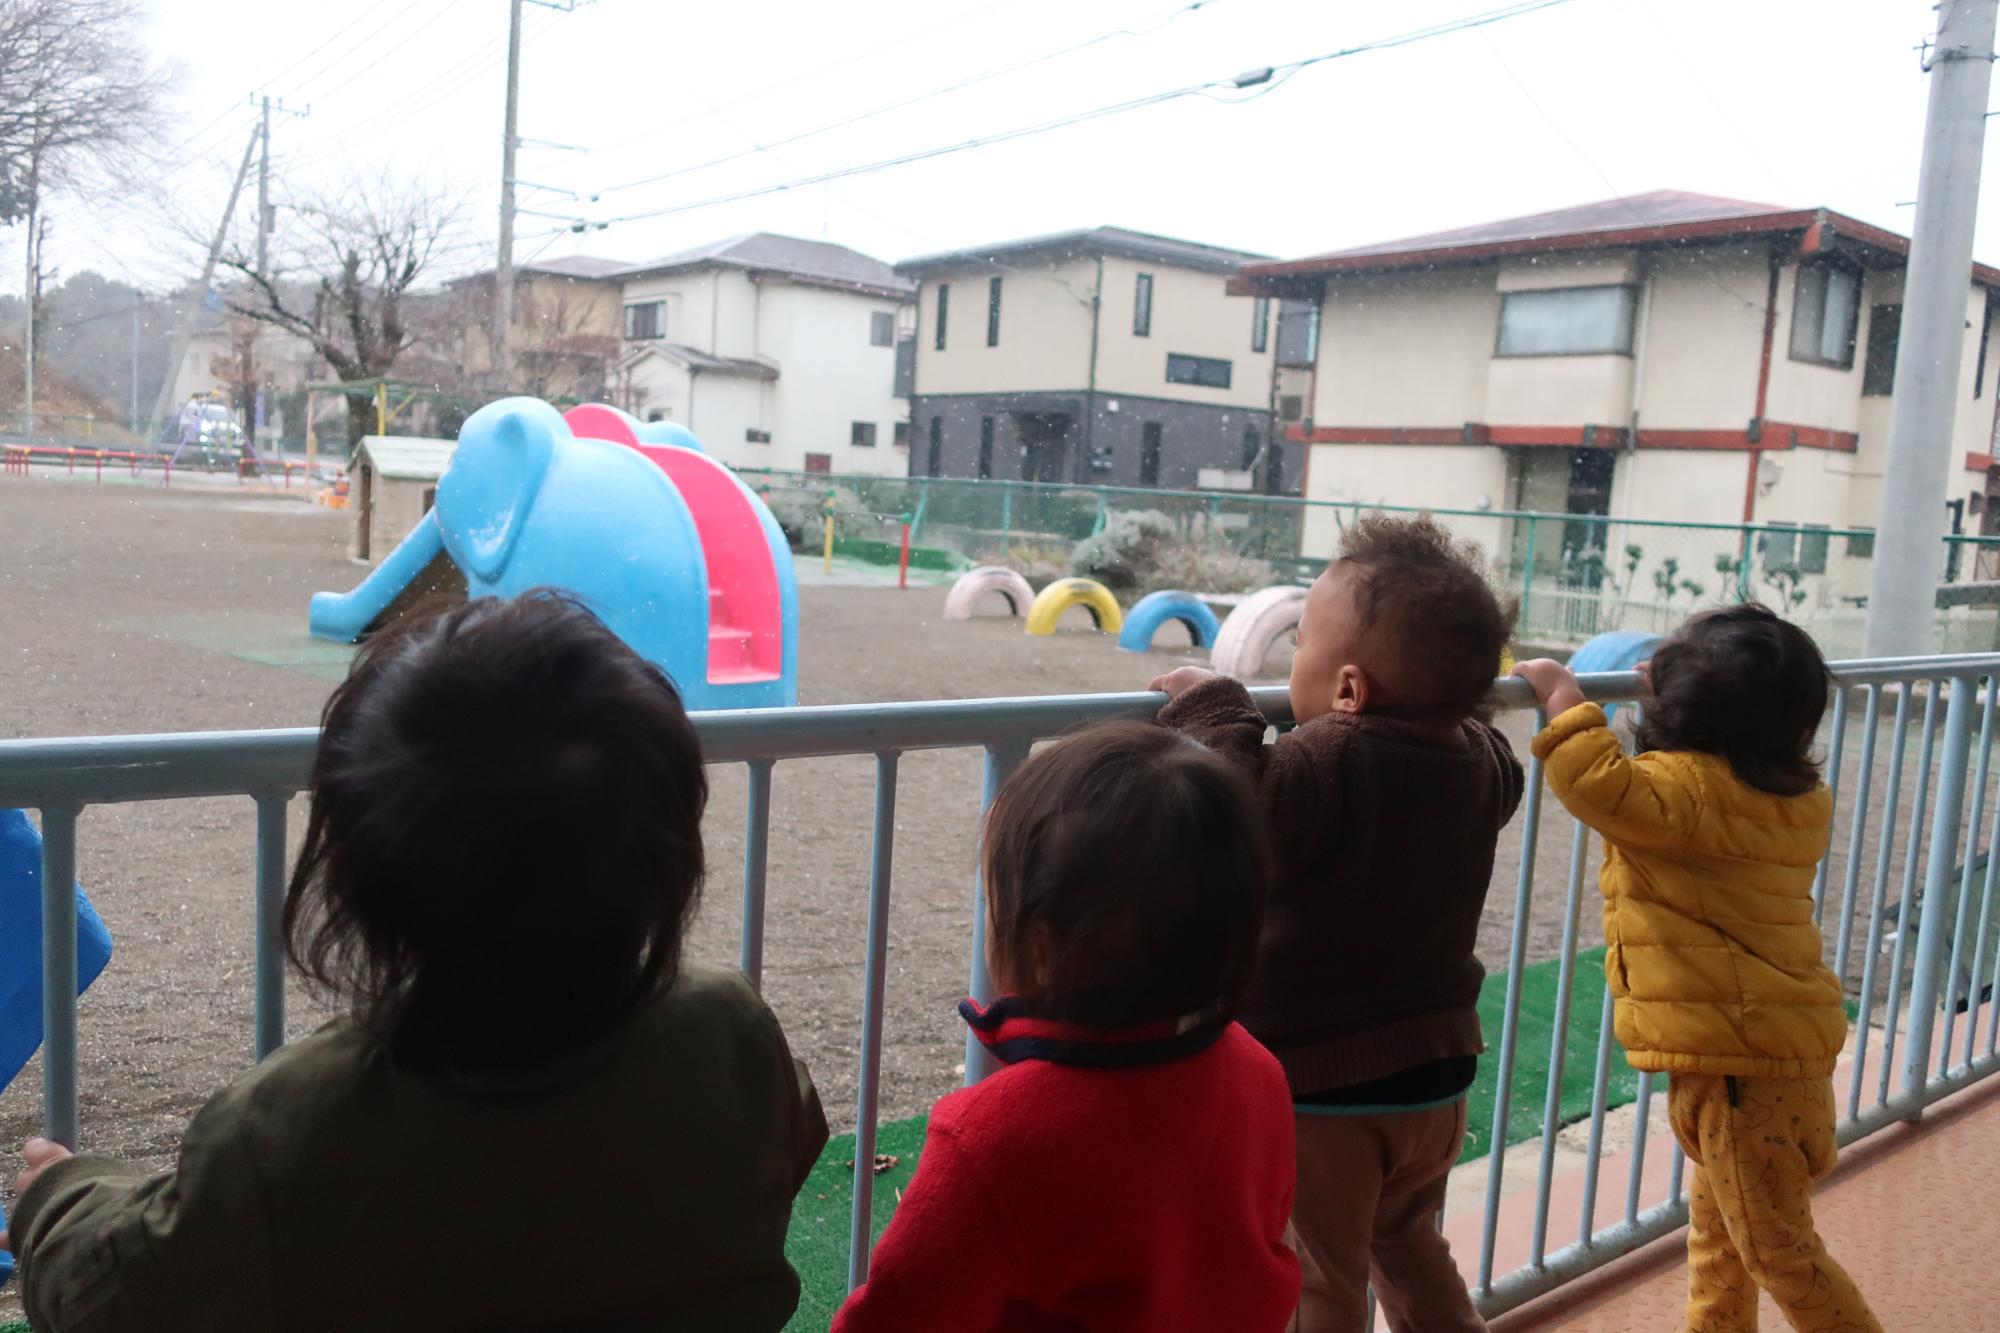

{"left": 927, "top": 415, "right": 943, "bottom": 476}
{"left": 804, "top": 453, "right": 833, "bottom": 474}
{"left": 1799, "top": 524, "right": 1830, "bottom": 574}
{"left": 745, "top": 428, "right": 772, "bottom": 444}
{"left": 1848, "top": 529, "right": 1875, "bottom": 559}
{"left": 1278, "top": 394, "right": 1304, "bottom": 423}
{"left": 1140, "top": 422, "right": 1163, "bottom": 486}
{"left": 935, "top": 283, "right": 949, "bottom": 351}
{"left": 852, "top": 422, "right": 877, "bottom": 448}
{"left": 1165, "top": 353, "right": 1232, "bottom": 389}
{"left": 1251, "top": 296, "right": 1270, "bottom": 353}
{"left": 1762, "top": 522, "right": 1831, "bottom": 575}
{"left": 1495, "top": 285, "right": 1637, "bottom": 356}
{"left": 978, "top": 416, "right": 994, "bottom": 479}
{"left": 1862, "top": 304, "right": 1901, "bottom": 397}
{"left": 893, "top": 421, "right": 909, "bottom": 449}
{"left": 1241, "top": 427, "right": 1261, "bottom": 471}
{"left": 987, "top": 276, "right": 1002, "bottom": 347}
{"left": 1789, "top": 262, "right": 1861, "bottom": 369}
{"left": 1133, "top": 273, "right": 1153, "bottom": 337}
{"left": 870, "top": 311, "right": 894, "bottom": 347}
{"left": 624, "top": 301, "right": 665, "bottom": 341}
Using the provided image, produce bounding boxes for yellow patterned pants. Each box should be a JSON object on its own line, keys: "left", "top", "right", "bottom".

{"left": 1667, "top": 1074, "right": 1882, "bottom": 1333}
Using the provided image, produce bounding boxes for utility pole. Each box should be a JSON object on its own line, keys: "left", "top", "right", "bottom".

{"left": 494, "top": 0, "right": 524, "bottom": 391}
{"left": 146, "top": 126, "right": 260, "bottom": 448}
{"left": 244, "top": 94, "right": 307, "bottom": 452}
{"left": 129, "top": 296, "right": 140, "bottom": 432}
{"left": 1865, "top": 0, "right": 1999, "bottom": 658}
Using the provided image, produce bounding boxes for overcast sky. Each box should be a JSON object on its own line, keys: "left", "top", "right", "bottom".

{"left": 19, "top": 0, "right": 1986, "bottom": 291}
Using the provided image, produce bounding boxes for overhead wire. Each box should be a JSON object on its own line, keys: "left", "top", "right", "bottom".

{"left": 595, "top": 0, "right": 1580, "bottom": 229}
{"left": 590, "top": 0, "right": 1217, "bottom": 200}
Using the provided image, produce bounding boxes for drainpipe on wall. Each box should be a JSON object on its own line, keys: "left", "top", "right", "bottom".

{"left": 1614, "top": 257, "right": 1656, "bottom": 524}
{"left": 1080, "top": 254, "right": 1104, "bottom": 484}
{"left": 1746, "top": 247, "right": 1784, "bottom": 523}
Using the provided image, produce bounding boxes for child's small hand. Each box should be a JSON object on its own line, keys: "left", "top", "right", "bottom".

{"left": 5, "top": 1136, "right": 73, "bottom": 1248}
{"left": 1511, "top": 659, "right": 1587, "bottom": 716}
{"left": 1149, "top": 666, "right": 1221, "bottom": 699}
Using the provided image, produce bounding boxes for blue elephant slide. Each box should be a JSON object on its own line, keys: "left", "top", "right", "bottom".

{"left": 310, "top": 398, "right": 799, "bottom": 712}
{"left": 0, "top": 806, "right": 113, "bottom": 1282}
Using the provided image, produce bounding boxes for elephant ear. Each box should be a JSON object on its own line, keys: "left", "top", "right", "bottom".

{"left": 437, "top": 397, "right": 563, "bottom": 583}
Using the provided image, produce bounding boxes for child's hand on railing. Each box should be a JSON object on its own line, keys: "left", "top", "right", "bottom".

{"left": 1511, "top": 659, "right": 1587, "bottom": 717}
{"left": 2, "top": 1136, "right": 73, "bottom": 1250}
{"left": 1149, "top": 666, "right": 1221, "bottom": 700}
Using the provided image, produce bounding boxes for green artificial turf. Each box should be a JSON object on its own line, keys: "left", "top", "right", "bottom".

{"left": 780, "top": 947, "right": 1637, "bottom": 1331}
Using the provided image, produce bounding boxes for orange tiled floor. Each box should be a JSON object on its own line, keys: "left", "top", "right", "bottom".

{"left": 1500, "top": 1076, "right": 2000, "bottom": 1331}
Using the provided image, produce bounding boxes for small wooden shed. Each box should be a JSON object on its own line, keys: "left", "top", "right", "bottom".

{"left": 349, "top": 436, "right": 455, "bottom": 562}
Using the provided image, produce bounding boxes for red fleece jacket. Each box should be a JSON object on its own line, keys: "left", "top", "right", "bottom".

{"left": 832, "top": 1001, "right": 1300, "bottom": 1333}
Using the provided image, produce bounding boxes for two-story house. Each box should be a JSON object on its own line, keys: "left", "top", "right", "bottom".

{"left": 1235, "top": 191, "right": 2000, "bottom": 566}
{"left": 608, "top": 233, "right": 914, "bottom": 475}
{"left": 896, "top": 227, "right": 1286, "bottom": 491}
{"left": 450, "top": 255, "right": 628, "bottom": 402}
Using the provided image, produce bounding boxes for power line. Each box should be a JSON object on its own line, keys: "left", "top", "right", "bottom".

{"left": 278, "top": 0, "right": 460, "bottom": 105}
{"left": 597, "top": 0, "right": 1580, "bottom": 229}
{"left": 282, "top": 0, "right": 477, "bottom": 112}
{"left": 259, "top": 0, "right": 406, "bottom": 99}
{"left": 591, "top": 0, "right": 1216, "bottom": 200}
{"left": 589, "top": 0, "right": 1032, "bottom": 155}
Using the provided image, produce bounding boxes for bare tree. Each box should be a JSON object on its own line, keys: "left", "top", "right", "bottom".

{"left": 0, "top": 0, "right": 165, "bottom": 427}
{"left": 222, "top": 178, "right": 463, "bottom": 452}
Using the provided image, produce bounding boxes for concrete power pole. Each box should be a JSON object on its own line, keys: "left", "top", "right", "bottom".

{"left": 1864, "top": 0, "right": 2000, "bottom": 659}
{"left": 493, "top": 0, "right": 525, "bottom": 391}
{"left": 145, "top": 127, "right": 260, "bottom": 446}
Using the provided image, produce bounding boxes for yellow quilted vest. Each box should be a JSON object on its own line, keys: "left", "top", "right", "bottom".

{"left": 1532, "top": 704, "right": 1846, "bottom": 1078}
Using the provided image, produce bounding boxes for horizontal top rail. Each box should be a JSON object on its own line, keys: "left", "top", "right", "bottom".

{"left": 4, "top": 659, "right": 1990, "bottom": 809}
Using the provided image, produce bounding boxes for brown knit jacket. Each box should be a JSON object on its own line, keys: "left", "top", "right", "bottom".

{"left": 1160, "top": 677, "right": 1524, "bottom": 1094}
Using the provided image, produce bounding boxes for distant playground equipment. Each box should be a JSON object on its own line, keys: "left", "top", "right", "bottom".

{"left": 308, "top": 397, "right": 798, "bottom": 711}
{"left": 1210, "top": 585, "right": 1309, "bottom": 679}
{"left": 0, "top": 808, "right": 113, "bottom": 1098}
{"left": 944, "top": 566, "right": 1038, "bottom": 620}
{"left": 1117, "top": 590, "right": 1223, "bottom": 653}
{"left": 1566, "top": 630, "right": 1660, "bottom": 719}
{"left": 1025, "top": 578, "right": 1124, "bottom": 636}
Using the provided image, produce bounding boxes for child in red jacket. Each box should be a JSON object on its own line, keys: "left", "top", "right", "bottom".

{"left": 833, "top": 722, "right": 1300, "bottom": 1333}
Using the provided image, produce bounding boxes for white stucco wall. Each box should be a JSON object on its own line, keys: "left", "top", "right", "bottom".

{"left": 619, "top": 270, "right": 716, "bottom": 349}
{"left": 1300, "top": 441, "right": 1511, "bottom": 561}
{"left": 1487, "top": 356, "right": 1634, "bottom": 426}
{"left": 910, "top": 258, "right": 1095, "bottom": 395}
{"left": 1494, "top": 251, "right": 1640, "bottom": 292}
{"left": 1314, "top": 267, "right": 1496, "bottom": 427}
{"left": 760, "top": 281, "right": 909, "bottom": 476}
{"left": 1761, "top": 260, "right": 1869, "bottom": 434}
{"left": 1092, "top": 256, "right": 1273, "bottom": 409}
{"left": 1636, "top": 248, "right": 1769, "bottom": 431}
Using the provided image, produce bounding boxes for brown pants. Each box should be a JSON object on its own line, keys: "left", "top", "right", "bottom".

{"left": 1287, "top": 1100, "right": 1485, "bottom": 1333}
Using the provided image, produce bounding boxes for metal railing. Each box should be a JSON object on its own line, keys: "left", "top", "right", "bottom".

{"left": 5, "top": 657, "right": 2000, "bottom": 1314}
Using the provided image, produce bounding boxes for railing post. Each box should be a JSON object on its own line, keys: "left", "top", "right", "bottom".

{"left": 253, "top": 794, "right": 288, "bottom": 1060}
{"left": 740, "top": 759, "right": 774, "bottom": 988}
{"left": 1736, "top": 528, "right": 1754, "bottom": 602}
{"left": 1902, "top": 674, "right": 1979, "bottom": 1108}
{"left": 966, "top": 739, "right": 1030, "bottom": 1087}
{"left": 849, "top": 751, "right": 901, "bottom": 1291}
{"left": 39, "top": 803, "right": 81, "bottom": 1148}
{"left": 1001, "top": 482, "right": 1013, "bottom": 546}
{"left": 1520, "top": 515, "right": 1540, "bottom": 634}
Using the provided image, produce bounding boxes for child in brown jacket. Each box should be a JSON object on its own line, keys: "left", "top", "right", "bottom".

{"left": 1154, "top": 513, "right": 1522, "bottom": 1333}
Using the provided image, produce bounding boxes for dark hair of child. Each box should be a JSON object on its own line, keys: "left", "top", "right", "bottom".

{"left": 1633, "top": 602, "right": 1831, "bottom": 797}
{"left": 980, "top": 722, "right": 1268, "bottom": 1027}
{"left": 1336, "top": 512, "right": 1517, "bottom": 720}
{"left": 284, "top": 592, "right": 708, "bottom": 1072}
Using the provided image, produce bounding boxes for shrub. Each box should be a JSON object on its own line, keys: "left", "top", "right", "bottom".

{"left": 759, "top": 485, "right": 859, "bottom": 552}
{"left": 1068, "top": 510, "right": 1178, "bottom": 592}
{"left": 1143, "top": 543, "right": 1272, "bottom": 597}
{"left": 977, "top": 541, "right": 1072, "bottom": 589}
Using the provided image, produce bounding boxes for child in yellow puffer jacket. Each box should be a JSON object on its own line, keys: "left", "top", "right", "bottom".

{"left": 1514, "top": 604, "right": 1879, "bottom": 1333}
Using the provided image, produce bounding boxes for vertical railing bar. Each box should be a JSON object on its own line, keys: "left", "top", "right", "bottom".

{"left": 1833, "top": 686, "right": 1883, "bottom": 982}
{"left": 847, "top": 751, "right": 900, "bottom": 1292}
{"left": 1623, "top": 1071, "right": 1654, "bottom": 1226}
{"left": 1968, "top": 678, "right": 2000, "bottom": 1063}
{"left": 1879, "top": 681, "right": 1943, "bottom": 1107}
{"left": 1530, "top": 819, "right": 1590, "bottom": 1267}
{"left": 1667, "top": 1139, "right": 1686, "bottom": 1206}
{"left": 1575, "top": 984, "right": 1618, "bottom": 1247}
{"left": 739, "top": 759, "right": 775, "bottom": 989}
{"left": 1902, "top": 676, "right": 1977, "bottom": 1103}
{"left": 965, "top": 739, "right": 1030, "bottom": 1087}
{"left": 1850, "top": 683, "right": 1914, "bottom": 1119}
{"left": 252, "top": 794, "right": 288, "bottom": 1060}
{"left": 1940, "top": 678, "right": 1996, "bottom": 1067}
{"left": 39, "top": 803, "right": 81, "bottom": 1148}
{"left": 1811, "top": 684, "right": 1850, "bottom": 922}
{"left": 1477, "top": 709, "right": 1548, "bottom": 1293}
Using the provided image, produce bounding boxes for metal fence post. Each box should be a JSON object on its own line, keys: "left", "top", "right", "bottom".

{"left": 1001, "top": 482, "right": 1013, "bottom": 546}
{"left": 1902, "top": 674, "right": 1978, "bottom": 1107}
{"left": 1520, "top": 515, "right": 1540, "bottom": 634}
{"left": 253, "top": 794, "right": 289, "bottom": 1060}
{"left": 966, "top": 739, "right": 1030, "bottom": 1086}
{"left": 1736, "top": 528, "right": 1754, "bottom": 602}
{"left": 39, "top": 803, "right": 81, "bottom": 1148}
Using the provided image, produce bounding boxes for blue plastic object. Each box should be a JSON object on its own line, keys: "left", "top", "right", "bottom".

{"left": 1117, "top": 590, "right": 1224, "bottom": 653}
{"left": 0, "top": 808, "right": 114, "bottom": 1096}
{"left": 309, "top": 398, "right": 798, "bottom": 711}
{"left": 1567, "top": 630, "right": 1661, "bottom": 720}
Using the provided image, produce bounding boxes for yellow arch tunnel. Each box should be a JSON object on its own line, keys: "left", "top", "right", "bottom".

{"left": 1025, "top": 578, "right": 1124, "bottom": 636}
